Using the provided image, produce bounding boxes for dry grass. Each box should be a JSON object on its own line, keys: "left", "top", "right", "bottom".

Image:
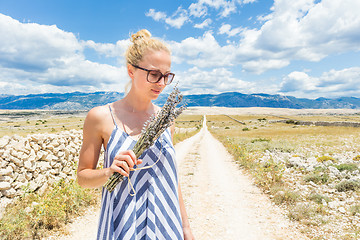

{"left": 0, "top": 116, "right": 85, "bottom": 137}
{"left": 207, "top": 115, "right": 360, "bottom": 153}
{"left": 173, "top": 115, "right": 202, "bottom": 145}
{"left": 0, "top": 180, "right": 100, "bottom": 240}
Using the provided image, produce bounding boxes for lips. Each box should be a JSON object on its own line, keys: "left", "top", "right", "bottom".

{"left": 151, "top": 89, "right": 161, "bottom": 94}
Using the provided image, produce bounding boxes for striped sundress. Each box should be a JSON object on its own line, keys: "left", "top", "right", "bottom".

{"left": 97, "top": 106, "right": 184, "bottom": 240}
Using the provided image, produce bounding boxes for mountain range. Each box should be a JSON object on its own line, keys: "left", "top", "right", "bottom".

{"left": 0, "top": 91, "right": 360, "bottom": 110}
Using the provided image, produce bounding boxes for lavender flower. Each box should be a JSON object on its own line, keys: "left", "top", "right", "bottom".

{"left": 104, "top": 86, "right": 186, "bottom": 192}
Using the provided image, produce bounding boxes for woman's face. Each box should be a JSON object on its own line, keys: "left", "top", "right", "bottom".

{"left": 130, "top": 50, "right": 172, "bottom": 100}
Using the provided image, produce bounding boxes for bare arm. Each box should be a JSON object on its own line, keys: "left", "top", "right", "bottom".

{"left": 77, "top": 106, "right": 138, "bottom": 188}
{"left": 77, "top": 107, "right": 112, "bottom": 188}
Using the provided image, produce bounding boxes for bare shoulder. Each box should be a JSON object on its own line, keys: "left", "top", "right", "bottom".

{"left": 83, "top": 104, "right": 113, "bottom": 132}
{"left": 85, "top": 105, "right": 108, "bottom": 124}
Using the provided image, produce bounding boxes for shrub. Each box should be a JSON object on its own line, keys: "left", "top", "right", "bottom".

{"left": 335, "top": 180, "right": 360, "bottom": 192}
{"left": 288, "top": 203, "right": 316, "bottom": 222}
{"left": 251, "top": 138, "right": 270, "bottom": 143}
{"left": 242, "top": 127, "right": 250, "bottom": 131}
{"left": 273, "top": 189, "right": 300, "bottom": 205}
{"left": 335, "top": 163, "right": 358, "bottom": 172}
{"left": 353, "top": 155, "right": 360, "bottom": 161}
{"left": 225, "top": 126, "right": 230, "bottom": 129}
{"left": 317, "top": 155, "right": 335, "bottom": 163}
{"left": 349, "top": 204, "right": 360, "bottom": 216}
{"left": 255, "top": 158, "right": 284, "bottom": 190}
{"left": 308, "top": 193, "right": 330, "bottom": 204}
{"left": 304, "top": 172, "right": 329, "bottom": 184}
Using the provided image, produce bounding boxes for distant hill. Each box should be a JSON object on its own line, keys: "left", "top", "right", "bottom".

{"left": 0, "top": 91, "right": 359, "bottom": 110}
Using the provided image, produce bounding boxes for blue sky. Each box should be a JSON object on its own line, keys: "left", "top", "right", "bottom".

{"left": 0, "top": 0, "right": 359, "bottom": 99}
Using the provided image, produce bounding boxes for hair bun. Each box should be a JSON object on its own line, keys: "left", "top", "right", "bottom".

{"left": 131, "top": 29, "right": 152, "bottom": 43}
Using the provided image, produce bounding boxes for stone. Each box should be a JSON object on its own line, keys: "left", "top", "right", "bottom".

{"left": 0, "top": 136, "right": 10, "bottom": 148}
{"left": 28, "top": 149, "right": 37, "bottom": 162}
{"left": 45, "top": 154, "right": 57, "bottom": 162}
{"left": 37, "top": 161, "right": 51, "bottom": 171}
{"left": 10, "top": 156, "right": 23, "bottom": 167}
{"left": 0, "top": 182, "right": 11, "bottom": 190}
{"left": 37, "top": 182, "right": 49, "bottom": 196}
{"left": 24, "top": 161, "right": 36, "bottom": 171}
{"left": 0, "top": 167, "right": 12, "bottom": 176}
{"left": 339, "top": 207, "right": 346, "bottom": 214}
{"left": 63, "top": 166, "right": 72, "bottom": 175}
{"left": 2, "top": 188, "right": 16, "bottom": 198}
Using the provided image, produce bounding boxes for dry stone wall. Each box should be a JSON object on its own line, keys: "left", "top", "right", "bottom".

{"left": 0, "top": 130, "right": 88, "bottom": 199}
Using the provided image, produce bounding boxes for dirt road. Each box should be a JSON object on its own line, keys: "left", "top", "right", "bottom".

{"left": 178, "top": 116, "right": 307, "bottom": 239}
{"left": 48, "top": 116, "right": 307, "bottom": 240}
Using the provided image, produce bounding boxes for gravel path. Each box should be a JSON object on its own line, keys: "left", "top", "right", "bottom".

{"left": 47, "top": 116, "right": 307, "bottom": 240}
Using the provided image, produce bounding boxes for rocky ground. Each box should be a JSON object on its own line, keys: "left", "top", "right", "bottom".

{"left": 257, "top": 146, "right": 360, "bottom": 239}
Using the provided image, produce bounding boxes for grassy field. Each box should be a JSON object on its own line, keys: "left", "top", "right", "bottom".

{"left": 0, "top": 110, "right": 202, "bottom": 139}
{"left": 207, "top": 114, "right": 360, "bottom": 239}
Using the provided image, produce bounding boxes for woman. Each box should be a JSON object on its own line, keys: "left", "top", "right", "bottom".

{"left": 77, "top": 29, "right": 194, "bottom": 240}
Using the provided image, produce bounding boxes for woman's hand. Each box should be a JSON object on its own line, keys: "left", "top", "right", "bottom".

{"left": 109, "top": 150, "right": 142, "bottom": 177}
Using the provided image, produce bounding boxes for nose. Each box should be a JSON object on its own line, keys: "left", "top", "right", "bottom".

{"left": 157, "top": 76, "right": 166, "bottom": 86}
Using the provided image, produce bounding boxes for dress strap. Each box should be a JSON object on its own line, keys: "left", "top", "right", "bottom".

{"left": 108, "top": 104, "right": 118, "bottom": 127}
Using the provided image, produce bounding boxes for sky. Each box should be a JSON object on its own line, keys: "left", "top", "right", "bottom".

{"left": 0, "top": 0, "right": 360, "bottom": 99}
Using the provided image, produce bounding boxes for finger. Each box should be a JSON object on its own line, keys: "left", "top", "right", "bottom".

{"left": 111, "top": 164, "right": 129, "bottom": 177}
{"left": 136, "top": 159, "right": 143, "bottom": 165}
{"left": 123, "top": 155, "right": 135, "bottom": 168}
{"left": 126, "top": 150, "right": 137, "bottom": 165}
{"left": 119, "top": 160, "right": 130, "bottom": 174}
{"left": 114, "top": 155, "right": 134, "bottom": 169}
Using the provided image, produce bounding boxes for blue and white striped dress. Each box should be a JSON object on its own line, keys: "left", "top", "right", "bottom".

{"left": 97, "top": 107, "right": 184, "bottom": 240}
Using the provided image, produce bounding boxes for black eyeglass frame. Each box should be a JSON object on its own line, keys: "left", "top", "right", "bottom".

{"left": 131, "top": 64, "right": 175, "bottom": 85}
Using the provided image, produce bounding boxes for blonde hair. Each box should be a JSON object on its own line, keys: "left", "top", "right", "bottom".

{"left": 125, "top": 29, "right": 170, "bottom": 66}
{"left": 124, "top": 29, "right": 171, "bottom": 94}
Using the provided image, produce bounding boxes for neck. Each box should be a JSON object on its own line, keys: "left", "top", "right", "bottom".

{"left": 123, "top": 90, "right": 153, "bottom": 113}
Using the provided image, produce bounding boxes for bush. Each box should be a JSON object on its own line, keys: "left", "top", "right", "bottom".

{"left": 304, "top": 172, "right": 329, "bottom": 184}
{"left": 349, "top": 204, "right": 360, "bottom": 216}
{"left": 335, "top": 180, "right": 360, "bottom": 192}
{"left": 308, "top": 193, "right": 330, "bottom": 204}
{"left": 242, "top": 127, "right": 250, "bottom": 131}
{"left": 335, "top": 163, "right": 358, "bottom": 172}
{"left": 317, "top": 155, "right": 335, "bottom": 163}
{"left": 251, "top": 138, "right": 270, "bottom": 143}
{"left": 273, "top": 189, "right": 300, "bottom": 205}
{"left": 353, "top": 155, "right": 360, "bottom": 161}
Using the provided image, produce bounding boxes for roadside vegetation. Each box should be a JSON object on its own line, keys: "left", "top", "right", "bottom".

{"left": 0, "top": 179, "right": 100, "bottom": 240}
{"left": 207, "top": 114, "right": 360, "bottom": 239}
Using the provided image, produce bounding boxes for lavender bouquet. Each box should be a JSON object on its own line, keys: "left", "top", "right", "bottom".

{"left": 104, "top": 86, "right": 186, "bottom": 192}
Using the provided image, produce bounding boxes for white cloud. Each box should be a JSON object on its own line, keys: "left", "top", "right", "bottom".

{"left": 165, "top": 7, "right": 189, "bottom": 29}
{"left": 169, "top": 31, "right": 236, "bottom": 68}
{"left": 146, "top": 7, "right": 189, "bottom": 29}
{"left": 189, "top": 2, "right": 208, "bottom": 17}
{"left": 194, "top": 18, "right": 212, "bottom": 29}
{"left": 280, "top": 67, "right": 360, "bottom": 98}
{"left": 176, "top": 67, "right": 255, "bottom": 95}
{"left": 0, "top": 14, "right": 129, "bottom": 95}
{"left": 218, "top": 24, "right": 243, "bottom": 37}
{"left": 189, "top": 0, "right": 237, "bottom": 18}
{"left": 242, "top": 0, "right": 257, "bottom": 3}
{"left": 145, "top": 9, "right": 167, "bottom": 21}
